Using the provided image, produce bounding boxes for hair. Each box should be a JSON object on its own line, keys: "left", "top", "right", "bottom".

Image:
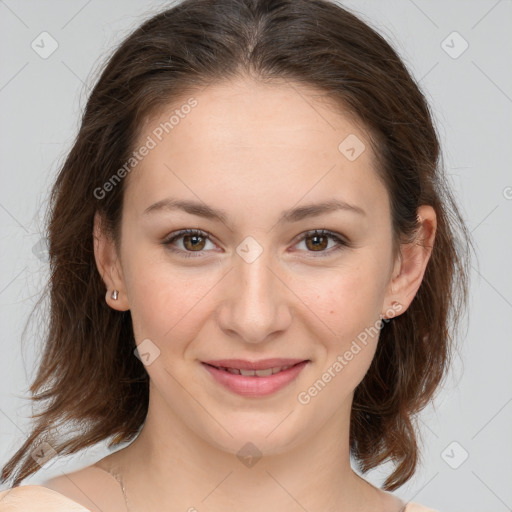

{"left": 1, "top": 0, "right": 472, "bottom": 491}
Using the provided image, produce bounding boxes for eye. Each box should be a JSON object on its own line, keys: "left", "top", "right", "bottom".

{"left": 292, "top": 229, "right": 349, "bottom": 256}
{"left": 162, "top": 228, "right": 216, "bottom": 258}
{"left": 162, "top": 228, "right": 349, "bottom": 259}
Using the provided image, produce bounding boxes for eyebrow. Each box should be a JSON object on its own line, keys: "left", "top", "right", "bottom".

{"left": 143, "top": 197, "right": 365, "bottom": 223}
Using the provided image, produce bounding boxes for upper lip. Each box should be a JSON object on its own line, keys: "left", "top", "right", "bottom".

{"left": 202, "top": 358, "right": 309, "bottom": 371}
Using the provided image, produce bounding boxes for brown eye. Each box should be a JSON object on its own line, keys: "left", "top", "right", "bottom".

{"left": 182, "top": 233, "right": 206, "bottom": 251}
{"left": 163, "top": 229, "right": 215, "bottom": 257}
{"left": 304, "top": 233, "right": 329, "bottom": 251}
{"left": 294, "top": 229, "right": 349, "bottom": 256}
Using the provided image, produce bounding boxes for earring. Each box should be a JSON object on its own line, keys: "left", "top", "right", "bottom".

{"left": 111, "top": 289, "right": 119, "bottom": 300}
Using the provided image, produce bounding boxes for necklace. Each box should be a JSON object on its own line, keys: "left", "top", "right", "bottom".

{"left": 94, "top": 462, "right": 409, "bottom": 512}
{"left": 93, "top": 462, "right": 131, "bottom": 511}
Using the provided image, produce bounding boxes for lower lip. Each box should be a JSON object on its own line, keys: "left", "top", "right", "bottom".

{"left": 202, "top": 361, "right": 309, "bottom": 397}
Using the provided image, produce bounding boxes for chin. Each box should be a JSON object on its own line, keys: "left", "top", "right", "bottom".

{"left": 197, "top": 412, "right": 312, "bottom": 460}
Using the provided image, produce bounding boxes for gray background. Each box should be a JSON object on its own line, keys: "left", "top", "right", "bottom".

{"left": 0, "top": 1, "right": 511, "bottom": 510}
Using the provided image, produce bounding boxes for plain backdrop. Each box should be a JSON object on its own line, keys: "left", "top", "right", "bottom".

{"left": 0, "top": 1, "right": 511, "bottom": 510}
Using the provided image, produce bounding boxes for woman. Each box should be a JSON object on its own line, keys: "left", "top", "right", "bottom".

{"left": 0, "top": 0, "right": 471, "bottom": 510}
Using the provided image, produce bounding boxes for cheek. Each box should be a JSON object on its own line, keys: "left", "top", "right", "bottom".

{"left": 307, "top": 264, "right": 387, "bottom": 338}
{"left": 304, "top": 274, "right": 384, "bottom": 398}
{"left": 300, "top": 266, "right": 388, "bottom": 391}
{"left": 123, "top": 252, "right": 220, "bottom": 349}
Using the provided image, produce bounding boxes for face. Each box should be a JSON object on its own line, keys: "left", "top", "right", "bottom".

{"left": 96, "top": 77, "right": 416, "bottom": 458}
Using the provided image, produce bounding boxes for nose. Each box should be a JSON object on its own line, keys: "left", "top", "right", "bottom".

{"left": 216, "top": 248, "right": 293, "bottom": 344}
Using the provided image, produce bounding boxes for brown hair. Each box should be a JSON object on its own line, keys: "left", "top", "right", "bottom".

{"left": 1, "top": 0, "right": 472, "bottom": 491}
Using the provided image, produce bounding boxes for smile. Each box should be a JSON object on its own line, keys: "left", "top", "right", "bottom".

{"left": 201, "top": 360, "right": 310, "bottom": 397}
{"left": 209, "top": 364, "right": 297, "bottom": 377}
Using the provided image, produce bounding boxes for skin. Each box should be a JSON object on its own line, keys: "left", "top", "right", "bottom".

{"left": 45, "top": 76, "right": 436, "bottom": 512}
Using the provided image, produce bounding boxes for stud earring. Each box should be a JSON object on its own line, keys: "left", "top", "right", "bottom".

{"left": 381, "top": 301, "right": 402, "bottom": 320}
{"left": 111, "top": 289, "right": 119, "bottom": 300}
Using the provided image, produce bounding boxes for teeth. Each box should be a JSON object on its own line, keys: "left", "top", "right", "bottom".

{"left": 255, "top": 368, "right": 273, "bottom": 377}
{"left": 217, "top": 364, "right": 295, "bottom": 376}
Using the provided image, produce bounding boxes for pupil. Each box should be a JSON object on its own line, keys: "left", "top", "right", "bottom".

{"left": 308, "top": 235, "right": 327, "bottom": 251}
{"left": 185, "top": 235, "right": 204, "bottom": 251}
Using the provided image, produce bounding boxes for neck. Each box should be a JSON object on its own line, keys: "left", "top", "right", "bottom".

{"left": 101, "top": 386, "right": 394, "bottom": 511}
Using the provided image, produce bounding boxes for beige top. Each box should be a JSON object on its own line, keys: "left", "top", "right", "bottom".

{"left": 0, "top": 485, "right": 438, "bottom": 511}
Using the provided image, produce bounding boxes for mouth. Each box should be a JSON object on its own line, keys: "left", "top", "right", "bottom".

{"left": 201, "top": 358, "right": 311, "bottom": 397}
{"left": 203, "top": 361, "right": 305, "bottom": 377}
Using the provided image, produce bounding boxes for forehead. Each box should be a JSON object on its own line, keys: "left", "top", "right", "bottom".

{"left": 139, "top": 78, "right": 370, "bottom": 155}
{"left": 124, "top": 77, "right": 387, "bottom": 224}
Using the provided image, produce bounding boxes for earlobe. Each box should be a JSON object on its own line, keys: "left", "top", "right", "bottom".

{"left": 383, "top": 205, "right": 437, "bottom": 316}
{"left": 93, "top": 211, "right": 130, "bottom": 311}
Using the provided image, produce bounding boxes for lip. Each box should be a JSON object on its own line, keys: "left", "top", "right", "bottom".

{"left": 201, "top": 359, "right": 310, "bottom": 397}
{"left": 202, "top": 358, "right": 307, "bottom": 371}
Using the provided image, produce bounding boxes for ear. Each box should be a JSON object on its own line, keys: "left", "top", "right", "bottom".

{"left": 383, "top": 205, "right": 437, "bottom": 318}
{"left": 93, "top": 211, "right": 130, "bottom": 311}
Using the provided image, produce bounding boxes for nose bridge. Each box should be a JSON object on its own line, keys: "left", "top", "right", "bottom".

{"left": 217, "top": 243, "right": 291, "bottom": 343}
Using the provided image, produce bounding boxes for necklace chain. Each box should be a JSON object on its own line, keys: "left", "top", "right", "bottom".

{"left": 94, "top": 462, "right": 131, "bottom": 511}
{"left": 94, "top": 462, "right": 409, "bottom": 512}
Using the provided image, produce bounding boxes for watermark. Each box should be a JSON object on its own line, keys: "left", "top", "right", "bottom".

{"left": 93, "top": 97, "right": 198, "bottom": 200}
{"left": 236, "top": 236, "right": 264, "bottom": 264}
{"left": 441, "top": 441, "right": 469, "bottom": 469}
{"left": 236, "top": 441, "right": 263, "bottom": 468}
{"left": 134, "top": 338, "right": 161, "bottom": 366}
{"left": 31, "top": 31, "right": 59, "bottom": 59}
{"left": 441, "top": 31, "right": 469, "bottom": 60}
{"left": 503, "top": 186, "right": 512, "bottom": 200}
{"left": 338, "top": 133, "right": 366, "bottom": 161}
{"left": 32, "top": 236, "right": 49, "bottom": 262}
{"left": 31, "top": 441, "right": 58, "bottom": 468}
{"left": 297, "top": 302, "right": 402, "bottom": 405}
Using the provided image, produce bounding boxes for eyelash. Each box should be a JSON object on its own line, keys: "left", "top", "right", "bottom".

{"left": 162, "top": 228, "right": 349, "bottom": 259}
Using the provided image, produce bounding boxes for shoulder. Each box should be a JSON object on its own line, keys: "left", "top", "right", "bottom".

{"left": 0, "top": 485, "right": 91, "bottom": 511}
{"left": 404, "top": 502, "right": 439, "bottom": 512}
{"left": 40, "top": 461, "right": 126, "bottom": 512}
